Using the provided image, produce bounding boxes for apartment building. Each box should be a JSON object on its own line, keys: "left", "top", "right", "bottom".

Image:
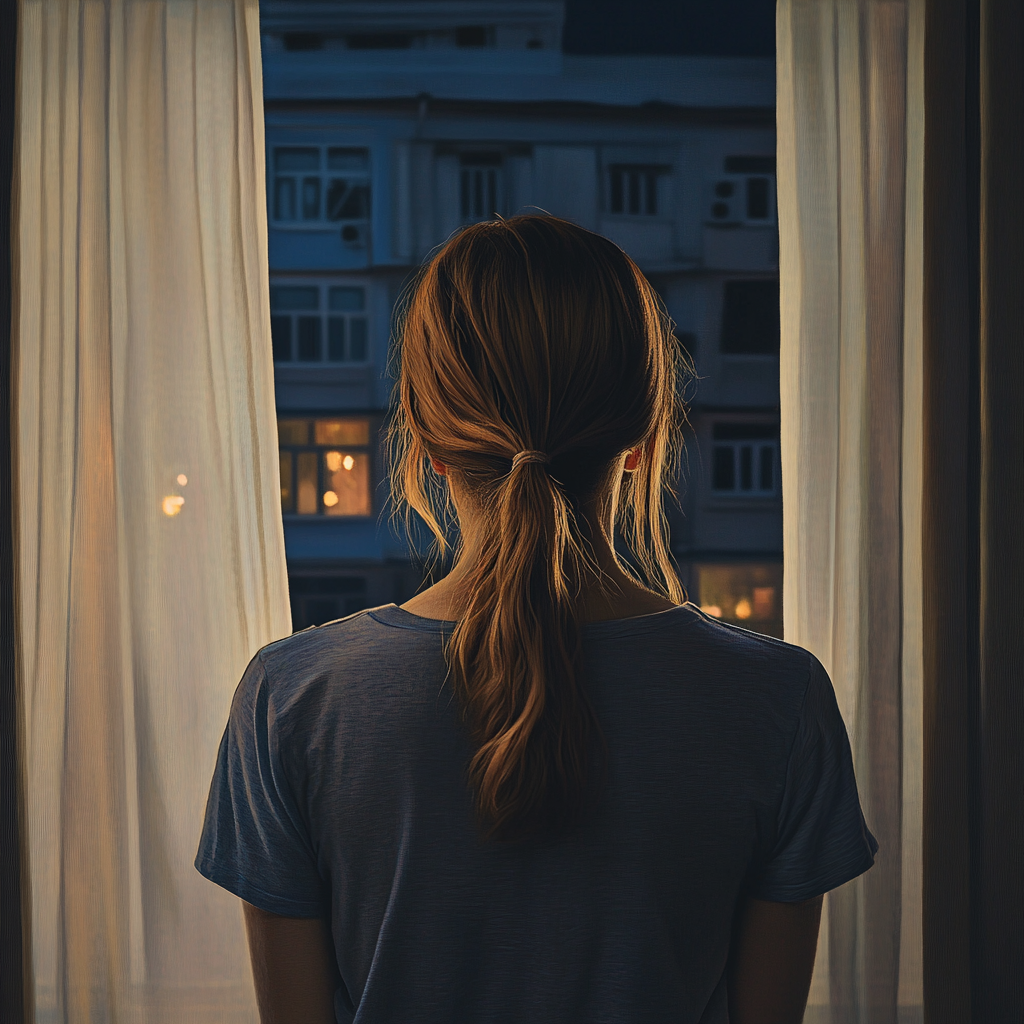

{"left": 260, "top": 0, "right": 783, "bottom": 637}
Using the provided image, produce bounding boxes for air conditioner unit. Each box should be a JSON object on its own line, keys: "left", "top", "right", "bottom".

{"left": 706, "top": 176, "right": 745, "bottom": 225}
{"left": 339, "top": 221, "right": 369, "bottom": 248}
{"left": 706, "top": 175, "right": 777, "bottom": 226}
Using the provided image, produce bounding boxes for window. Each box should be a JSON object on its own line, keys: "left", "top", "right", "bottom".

{"left": 289, "top": 575, "right": 368, "bottom": 631}
{"left": 270, "top": 283, "right": 370, "bottom": 364}
{"left": 271, "top": 146, "right": 370, "bottom": 240}
{"left": 346, "top": 32, "right": 413, "bottom": 49}
{"left": 695, "top": 562, "right": 783, "bottom": 638}
{"left": 711, "top": 423, "right": 778, "bottom": 496}
{"left": 608, "top": 164, "right": 670, "bottom": 216}
{"left": 282, "top": 33, "right": 324, "bottom": 52}
{"left": 720, "top": 279, "right": 780, "bottom": 355}
{"left": 460, "top": 152, "right": 503, "bottom": 222}
{"left": 707, "top": 157, "right": 776, "bottom": 226}
{"left": 278, "top": 417, "right": 373, "bottom": 517}
{"left": 455, "top": 25, "right": 490, "bottom": 47}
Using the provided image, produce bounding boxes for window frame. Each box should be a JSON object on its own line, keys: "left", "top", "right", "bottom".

{"left": 706, "top": 173, "right": 778, "bottom": 227}
{"left": 270, "top": 278, "right": 372, "bottom": 366}
{"left": 709, "top": 422, "right": 780, "bottom": 499}
{"left": 277, "top": 414, "right": 376, "bottom": 520}
{"left": 458, "top": 151, "right": 505, "bottom": 224}
{"left": 605, "top": 163, "right": 673, "bottom": 218}
{"left": 719, "top": 278, "right": 781, "bottom": 357}
{"left": 269, "top": 144, "right": 372, "bottom": 233}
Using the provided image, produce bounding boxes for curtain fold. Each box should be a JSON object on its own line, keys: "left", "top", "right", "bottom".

{"left": 776, "top": 1, "right": 922, "bottom": 1021}
{"left": 14, "top": 1, "right": 290, "bottom": 1020}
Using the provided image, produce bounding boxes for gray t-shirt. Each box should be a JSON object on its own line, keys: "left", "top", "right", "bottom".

{"left": 196, "top": 601, "right": 877, "bottom": 1024}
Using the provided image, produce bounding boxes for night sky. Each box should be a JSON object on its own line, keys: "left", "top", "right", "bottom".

{"left": 562, "top": 0, "right": 776, "bottom": 57}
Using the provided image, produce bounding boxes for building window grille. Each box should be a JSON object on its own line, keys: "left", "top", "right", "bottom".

{"left": 711, "top": 423, "right": 778, "bottom": 496}
{"left": 278, "top": 417, "right": 373, "bottom": 517}
{"left": 608, "top": 164, "right": 670, "bottom": 216}
{"left": 288, "top": 575, "right": 369, "bottom": 631}
{"left": 459, "top": 153, "right": 503, "bottom": 222}
{"left": 270, "top": 283, "right": 370, "bottom": 364}
{"left": 271, "top": 147, "right": 371, "bottom": 240}
{"left": 720, "top": 279, "right": 780, "bottom": 355}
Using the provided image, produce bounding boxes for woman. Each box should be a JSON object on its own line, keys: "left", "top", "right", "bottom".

{"left": 196, "top": 215, "right": 877, "bottom": 1024}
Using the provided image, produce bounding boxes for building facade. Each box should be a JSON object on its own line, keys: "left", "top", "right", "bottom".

{"left": 260, "top": 0, "right": 783, "bottom": 637}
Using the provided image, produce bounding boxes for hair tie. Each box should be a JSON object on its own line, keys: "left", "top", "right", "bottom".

{"left": 510, "top": 450, "right": 550, "bottom": 470}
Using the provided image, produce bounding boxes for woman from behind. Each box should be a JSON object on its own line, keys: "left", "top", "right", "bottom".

{"left": 197, "top": 215, "right": 877, "bottom": 1024}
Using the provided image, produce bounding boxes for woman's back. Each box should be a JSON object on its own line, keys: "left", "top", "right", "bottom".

{"left": 196, "top": 602, "right": 875, "bottom": 1024}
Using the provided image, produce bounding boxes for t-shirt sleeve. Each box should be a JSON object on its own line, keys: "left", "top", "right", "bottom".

{"left": 750, "top": 652, "right": 879, "bottom": 903}
{"left": 195, "top": 651, "right": 328, "bottom": 917}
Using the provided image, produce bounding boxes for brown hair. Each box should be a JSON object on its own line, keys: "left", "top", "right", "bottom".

{"left": 387, "top": 215, "right": 689, "bottom": 842}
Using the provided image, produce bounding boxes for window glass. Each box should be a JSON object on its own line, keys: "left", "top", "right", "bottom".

{"left": 301, "top": 177, "right": 321, "bottom": 219}
{"left": 278, "top": 416, "right": 373, "bottom": 518}
{"left": 323, "top": 451, "right": 371, "bottom": 516}
{"left": 296, "top": 452, "right": 319, "bottom": 514}
{"left": 327, "top": 318, "right": 345, "bottom": 361}
{"left": 271, "top": 146, "right": 370, "bottom": 228}
{"left": 459, "top": 156, "right": 502, "bottom": 222}
{"left": 270, "top": 315, "right": 292, "bottom": 361}
{"left": 329, "top": 286, "right": 365, "bottom": 311}
{"left": 349, "top": 319, "right": 368, "bottom": 361}
{"left": 724, "top": 155, "right": 776, "bottom": 174}
{"left": 315, "top": 419, "right": 370, "bottom": 446}
{"left": 289, "top": 575, "right": 368, "bottom": 631}
{"left": 274, "top": 178, "right": 296, "bottom": 221}
{"left": 275, "top": 148, "right": 319, "bottom": 172}
{"left": 720, "top": 279, "right": 780, "bottom": 354}
{"left": 711, "top": 423, "right": 778, "bottom": 496}
{"left": 696, "top": 562, "right": 783, "bottom": 638}
{"left": 608, "top": 164, "right": 669, "bottom": 216}
{"left": 279, "top": 451, "right": 294, "bottom": 512}
{"left": 746, "top": 177, "right": 771, "bottom": 220}
{"left": 327, "top": 148, "right": 370, "bottom": 172}
{"left": 271, "top": 286, "right": 319, "bottom": 311}
{"left": 270, "top": 283, "right": 369, "bottom": 364}
{"left": 277, "top": 419, "right": 310, "bottom": 445}
{"left": 296, "top": 316, "right": 322, "bottom": 361}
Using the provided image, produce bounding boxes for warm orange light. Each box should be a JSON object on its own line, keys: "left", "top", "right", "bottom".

{"left": 162, "top": 495, "right": 185, "bottom": 516}
{"left": 176, "top": 474, "right": 188, "bottom": 486}
{"left": 734, "top": 598, "right": 752, "bottom": 619}
{"left": 323, "top": 490, "right": 339, "bottom": 507}
{"left": 325, "top": 451, "right": 342, "bottom": 472}
{"left": 701, "top": 604, "right": 722, "bottom": 618}
{"left": 342, "top": 454, "right": 355, "bottom": 471}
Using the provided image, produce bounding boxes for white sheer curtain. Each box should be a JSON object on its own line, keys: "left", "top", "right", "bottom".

{"left": 14, "top": 1, "right": 289, "bottom": 1020}
{"left": 776, "top": 1, "right": 923, "bottom": 1022}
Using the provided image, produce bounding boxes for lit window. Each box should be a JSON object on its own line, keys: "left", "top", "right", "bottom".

{"left": 270, "top": 282, "right": 370, "bottom": 364}
{"left": 459, "top": 152, "right": 503, "bottom": 222}
{"left": 278, "top": 417, "right": 372, "bottom": 517}
{"left": 608, "top": 164, "right": 671, "bottom": 216}
{"left": 711, "top": 423, "right": 778, "bottom": 496}
{"left": 720, "top": 279, "right": 780, "bottom": 355}
{"left": 271, "top": 146, "right": 370, "bottom": 243}
{"left": 695, "top": 562, "right": 783, "bottom": 638}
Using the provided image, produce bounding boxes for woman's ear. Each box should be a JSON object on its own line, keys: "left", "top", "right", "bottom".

{"left": 430, "top": 457, "right": 448, "bottom": 476}
{"left": 623, "top": 448, "right": 641, "bottom": 472}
